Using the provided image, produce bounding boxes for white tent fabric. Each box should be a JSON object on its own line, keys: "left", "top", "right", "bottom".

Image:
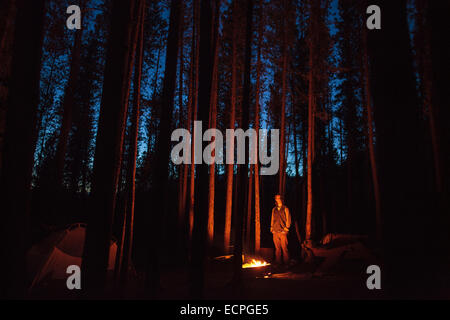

{"left": 27, "top": 223, "right": 117, "bottom": 289}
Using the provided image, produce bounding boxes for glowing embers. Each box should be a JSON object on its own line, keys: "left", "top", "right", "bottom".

{"left": 242, "top": 258, "right": 270, "bottom": 269}
{"left": 213, "top": 254, "right": 270, "bottom": 269}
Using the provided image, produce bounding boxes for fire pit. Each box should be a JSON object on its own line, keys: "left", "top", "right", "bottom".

{"left": 242, "top": 257, "right": 271, "bottom": 278}
{"left": 212, "top": 254, "right": 272, "bottom": 278}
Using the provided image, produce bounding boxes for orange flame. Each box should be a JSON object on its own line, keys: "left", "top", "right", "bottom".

{"left": 242, "top": 258, "right": 270, "bottom": 269}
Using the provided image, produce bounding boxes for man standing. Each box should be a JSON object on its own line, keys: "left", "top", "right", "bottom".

{"left": 270, "top": 194, "right": 291, "bottom": 266}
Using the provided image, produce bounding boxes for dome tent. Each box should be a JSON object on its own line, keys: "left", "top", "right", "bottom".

{"left": 27, "top": 223, "right": 117, "bottom": 290}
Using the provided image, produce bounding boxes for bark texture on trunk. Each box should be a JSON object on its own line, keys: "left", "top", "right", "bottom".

{"left": 224, "top": 0, "right": 238, "bottom": 254}
{"left": 305, "top": 0, "right": 317, "bottom": 242}
{"left": 144, "top": 0, "right": 181, "bottom": 295}
{"left": 55, "top": 1, "right": 85, "bottom": 187}
{"left": 83, "top": 0, "right": 139, "bottom": 295}
{"left": 120, "top": 0, "right": 146, "bottom": 287}
{"left": 189, "top": 0, "right": 215, "bottom": 299}
{"left": 232, "top": 0, "right": 253, "bottom": 289}
{"left": 207, "top": 0, "right": 221, "bottom": 247}
{"left": 0, "top": 0, "right": 45, "bottom": 299}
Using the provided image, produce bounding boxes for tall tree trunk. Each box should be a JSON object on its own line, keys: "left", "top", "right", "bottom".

{"left": 144, "top": 0, "right": 181, "bottom": 295}
{"left": 0, "top": 0, "right": 45, "bottom": 299}
{"left": 0, "top": 0, "right": 16, "bottom": 55}
{"left": 82, "top": 0, "right": 139, "bottom": 295}
{"left": 207, "top": 1, "right": 221, "bottom": 247}
{"left": 179, "top": 14, "right": 194, "bottom": 242}
{"left": 189, "top": 0, "right": 215, "bottom": 299}
{"left": 278, "top": 0, "right": 288, "bottom": 197}
{"left": 368, "top": 0, "right": 427, "bottom": 297}
{"left": 223, "top": 0, "right": 238, "bottom": 253}
{"left": 0, "top": 0, "right": 17, "bottom": 174}
{"left": 177, "top": 1, "right": 186, "bottom": 232}
{"left": 189, "top": 0, "right": 200, "bottom": 243}
{"left": 362, "top": 26, "right": 382, "bottom": 243}
{"left": 253, "top": 2, "right": 262, "bottom": 254}
{"left": 120, "top": 0, "right": 146, "bottom": 288}
{"left": 415, "top": 0, "right": 442, "bottom": 194}
{"left": 292, "top": 95, "right": 302, "bottom": 245}
{"left": 245, "top": 165, "right": 253, "bottom": 252}
{"left": 301, "top": 84, "right": 308, "bottom": 238}
{"left": 55, "top": 1, "right": 85, "bottom": 187}
{"left": 233, "top": 0, "right": 253, "bottom": 289}
{"left": 305, "top": 0, "right": 317, "bottom": 242}
{"left": 427, "top": 1, "right": 450, "bottom": 272}
{"left": 428, "top": 1, "right": 450, "bottom": 198}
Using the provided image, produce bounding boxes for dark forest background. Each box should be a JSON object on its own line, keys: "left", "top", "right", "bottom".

{"left": 0, "top": 0, "right": 449, "bottom": 299}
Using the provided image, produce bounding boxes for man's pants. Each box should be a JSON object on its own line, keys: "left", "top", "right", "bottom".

{"left": 273, "top": 232, "right": 289, "bottom": 264}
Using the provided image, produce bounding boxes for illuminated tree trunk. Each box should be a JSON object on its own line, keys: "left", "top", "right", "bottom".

{"left": 0, "top": 0, "right": 45, "bottom": 298}
{"left": 106, "top": 0, "right": 142, "bottom": 286}
{"left": 245, "top": 165, "right": 253, "bottom": 251}
{"left": 120, "top": 0, "right": 145, "bottom": 287}
{"left": 292, "top": 97, "right": 302, "bottom": 244}
{"left": 305, "top": 0, "right": 317, "bottom": 242}
{"left": 301, "top": 82, "right": 308, "bottom": 236}
{"left": 83, "top": 0, "right": 139, "bottom": 294}
{"left": 253, "top": 0, "right": 263, "bottom": 254}
{"left": 224, "top": 0, "right": 238, "bottom": 254}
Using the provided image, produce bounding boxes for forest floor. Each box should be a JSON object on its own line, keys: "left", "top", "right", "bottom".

{"left": 153, "top": 254, "right": 385, "bottom": 300}
{"left": 28, "top": 252, "right": 382, "bottom": 300}
{"left": 28, "top": 239, "right": 450, "bottom": 300}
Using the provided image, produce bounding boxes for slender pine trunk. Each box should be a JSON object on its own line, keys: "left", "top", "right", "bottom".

{"left": 83, "top": 0, "right": 139, "bottom": 295}
{"left": 189, "top": 0, "right": 200, "bottom": 243}
{"left": 0, "top": 0, "right": 45, "bottom": 298}
{"left": 253, "top": 0, "right": 263, "bottom": 254}
{"left": 144, "top": 0, "right": 181, "bottom": 295}
{"left": 278, "top": 1, "right": 288, "bottom": 196}
{"left": 120, "top": 0, "right": 146, "bottom": 288}
{"left": 245, "top": 165, "right": 253, "bottom": 252}
{"left": 305, "top": 0, "right": 317, "bottom": 242}
{"left": 233, "top": 0, "right": 253, "bottom": 289}
{"left": 224, "top": 0, "right": 238, "bottom": 254}
{"left": 189, "top": 0, "right": 215, "bottom": 299}
{"left": 207, "top": 1, "right": 221, "bottom": 247}
{"left": 362, "top": 26, "right": 382, "bottom": 243}
{"left": 177, "top": 2, "right": 186, "bottom": 231}
{"left": 55, "top": 1, "right": 86, "bottom": 188}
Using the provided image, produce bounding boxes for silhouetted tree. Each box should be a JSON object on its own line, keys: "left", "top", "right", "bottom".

{"left": 189, "top": 0, "right": 215, "bottom": 299}
{"left": 144, "top": 0, "right": 181, "bottom": 295}
{"left": 82, "top": 0, "right": 140, "bottom": 295}
{"left": 0, "top": 0, "right": 45, "bottom": 298}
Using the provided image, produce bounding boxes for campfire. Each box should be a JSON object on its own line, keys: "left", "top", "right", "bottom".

{"left": 242, "top": 257, "right": 270, "bottom": 269}
{"left": 213, "top": 254, "right": 270, "bottom": 269}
